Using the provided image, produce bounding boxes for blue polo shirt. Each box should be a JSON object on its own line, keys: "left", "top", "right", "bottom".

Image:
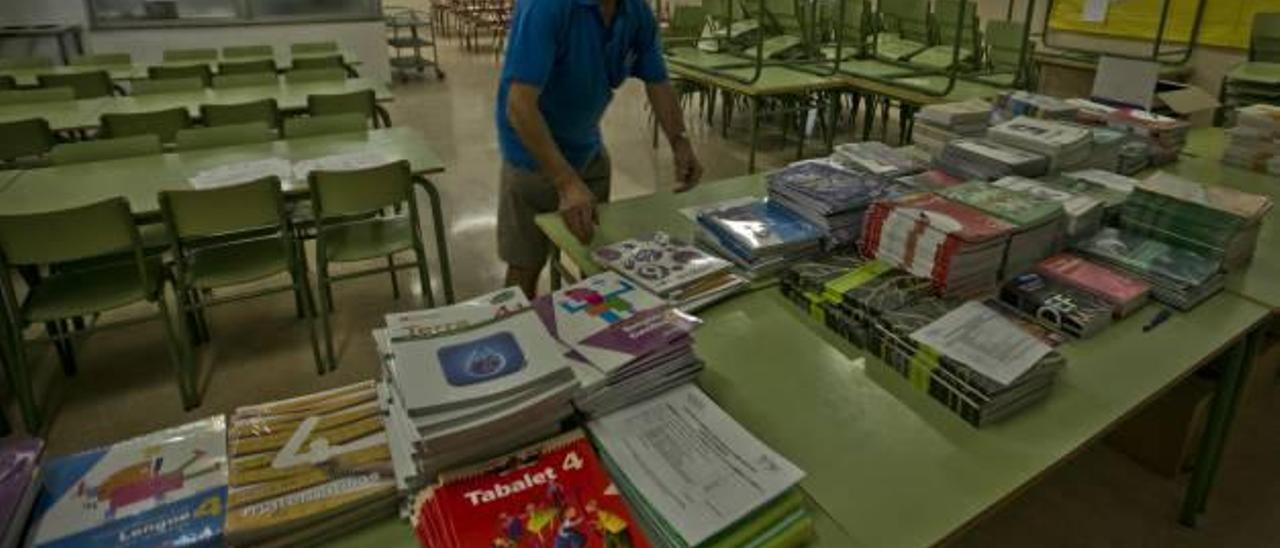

{"left": 496, "top": 0, "right": 669, "bottom": 171}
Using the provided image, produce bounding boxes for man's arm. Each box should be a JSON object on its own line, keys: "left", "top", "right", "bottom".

{"left": 507, "top": 82, "right": 598, "bottom": 244}
{"left": 645, "top": 81, "right": 703, "bottom": 192}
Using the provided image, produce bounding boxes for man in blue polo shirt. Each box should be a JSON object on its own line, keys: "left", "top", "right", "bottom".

{"left": 496, "top": 0, "right": 703, "bottom": 296}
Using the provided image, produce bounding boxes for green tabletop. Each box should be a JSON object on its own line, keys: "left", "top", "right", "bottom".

{"left": 533, "top": 175, "right": 1269, "bottom": 546}
{"left": 0, "top": 127, "right": 443, "bottom": 217}
{"left": 884, "top": 74, "right": 1005, "bottom": 102}
{"left": 0, "top": 97, "right": 110, "bottom": 131}
{"left": 99, "top": 77, "right": 393, "bottom": 118}
{"left": 669, "top": 64, "right": 850, "bottom": 96}
{"left": 0, "top": 51, "right": 362, "bottom": 87}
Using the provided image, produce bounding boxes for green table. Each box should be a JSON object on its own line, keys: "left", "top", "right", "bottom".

{"left": 532, "top": 174, "right": 1269, "bottom": 544}
{"left": 0, "top": 97, "right": 111, "bottom": 132}
{"left": 0, "top": 51, "right": 362, "bottom": 87}
{"left": 98, "top": 77, "right": 393, "bottom": 118}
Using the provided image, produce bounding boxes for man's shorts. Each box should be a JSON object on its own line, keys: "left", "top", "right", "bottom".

{"left": 497, "top": 149, "right": 612, "bottom": 269}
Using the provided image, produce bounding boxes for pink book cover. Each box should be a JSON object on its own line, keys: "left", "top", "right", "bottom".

{"left": 1036, "top": 253, "right": 1151, "bottom": 306}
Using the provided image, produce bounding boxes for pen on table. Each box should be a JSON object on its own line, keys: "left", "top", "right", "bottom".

{"left": 1143, "top": 309, "right": 1173, "bottom": 333}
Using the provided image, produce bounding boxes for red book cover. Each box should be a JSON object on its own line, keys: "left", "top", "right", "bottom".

{"left": 413, "top": 431, "right": 650, "bottom": 548}
{"left": 888, "top": 193, "right": 1014, "bottom": 243}
{"left": 1035, "top": 253, "right": 1151, "bottom": 312}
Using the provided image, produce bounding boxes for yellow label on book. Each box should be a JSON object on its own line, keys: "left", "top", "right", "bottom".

{"left": 908, "top": 345, "right": 942, "bottom": 392}
{"left": 823, "top": 261, "right": 891, "bottom": 302}
{"left": 802, "top": 291, "right": 826, "bottom": 322}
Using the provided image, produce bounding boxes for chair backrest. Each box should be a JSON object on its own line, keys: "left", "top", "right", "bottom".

{"left": 132, "top": 77, "right": 205, "bottom": 95}
{"left": 163, "top": 48, "right": 219, "bottom": 63}
{"left": 149, "top": 64, "right": 214, "bottom": 87}
{"left": 666, "top": 6, "right": 708, "bottom": 42}
{"left": 100, "top": 108, "right": 193, "bottom": 144}
{"left": 200, "top": 98, "right": 281, "bottom": 129}
{"left": 1251, "top": 12, "right": 1280, "bottom": 62}
{"left": 160, "top": 177, "right": 287, "bottom": 245}
{"left": 283, "top": 113, "right": 368, "bottom": 139}
{"left": 291, "top": 54, "right": 346, "bottom": 72}
{"left": 70, "top": 53, "right": 132, "bottom": 66}
{"left": 833, "top": 0, "right": 868, "bottom": 44}
{"left": 0, "top": 197, "right": 142, "bottom": 269}
{"left": 37, "top": 71, "right": 115, "bottom": 99}
{"left": 0, "top": 87, "right": 75, "bottom": 105}
{"left": 880, "top": 0, "right": 929, "bottom": 43}
{"left": 934, "top": 0, "right": 979, "bottom": 51}
{"left": 308, "top": 160, "right": 414, "bottom": 220}
{"left": 761, "top": 0, "right": 803, "bottom": 36}
{"left": 218, "top": 59, "right": 277, "bottom": 75}
{"left": 0, "top": 118, "right": 56, "bottom": 161}
{"left": 50, "top": 135, "right": 164, "bottom": 165}
{"left": 0, "top": 56, "right": 53, "bottom": 70}
{"left": 212, "top": 72, "right": 278, "bottom": 89}
{"left": 986, "top": 20, "right": 1031, "bottom": 72}
{"left": 222, "top": 45, "right": 274, "bottom": 59}
{"left": 306, "top": 90, "right": 376, "bottom": 122}
{"left": 291, "top": 41, "right": 339, "bottom": 55}
{"left": 175, "top": 122, "right": 274, "bottom": 151}
{"left": 285, "top": 68, "right": 348, "bottom": 84}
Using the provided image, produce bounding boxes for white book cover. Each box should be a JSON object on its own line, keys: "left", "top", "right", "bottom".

{"left": 384, "top": 287, "right": 529, "bottom": 339}
{"left": 588, "top": 384, "right": 805, "bottom": 547}
{"left": 591, "top": 232, "right": 731, "bottom": 296}
{"left": 910, "top": 301, "right": 1052, "bottom": 385}
{"left": 30, "top": 417, "right": 228, "bottom": 548}
{"left": 990, "top": 117, "right": 1092, "bottom": 149}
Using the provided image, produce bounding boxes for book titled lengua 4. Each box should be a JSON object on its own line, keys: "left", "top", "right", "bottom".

{"left": 29, "top": 417, "right": 228, "bottom": 548}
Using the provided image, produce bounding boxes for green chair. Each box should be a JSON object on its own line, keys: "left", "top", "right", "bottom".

{"left": 100, "top": 108, "right": 193, "bottom": 144}
{"left": 291, "top": 42, "right": 339, "bottom": 55}
{"left": 163, "top": 48, "right": 219, "bottom": 63}
{"left": 875, "top": 0, "right": 930, "bottom": 61}
{"left": 0, "top": 118, "right": 56, "bottom": 165}
{"left": 49, "top": 135, "right": 164, "bottom": 165}
{"left": 37, "top": 71, "right": 117, "bottom": 99}
{"left": 149, "top": 64, "right": 213, "bottom": 87}
{"left": 0, "top": 197, "right": 195, "bottom": 432}
{"left": 1249, "top": 12, "right": 1280, "bottom": 62}
{"left": 906, "top": 0, "right": 980, "bottom": 69}
{"left": 0, "top": 56, "right": 52, "bottom": 70}
{"left": 665, "top": 6, "right": 708, "bottom": 45}
{"left": 307, "top": 160, "right": 435, "bottom": 367}
{"left": 200, "top": 99, "right": 281, "bottom": 129}
{"left": 218, "top": 59, "right": 277, "bottom": 75}
{"left": 0, "top": 87, "right": 74, "bottom": 105}
{"left": 175, "top": 122, "right": 274, "bottom": 151}
{"left": 976, "top": 20, "right": 1035, "bottom": 88}
{"left": 291, "top": 54, "right": 356, "bottom": 78}
{"left": 282, "top": 113, "right": 367, "bottom": 138}
{"left": 285, "top": 68, "right": 347, "bottom": 85}
{"left": 212, "top": 73, "right": 278, "bottom": 89}
{"left": 823, "top": 0, "right": 871, "bottom": 60}
{"left": 70, "top": 53, "right": 132, "bottom": 66}
{"left": 307, "top": 90, "right": 388, "bottom": 128}
{"left": 159, "top": 177, "right": 325, "bottom": 374}
{"left": 222, "top": 45, "right": 274, "bottom": 59}
{"left": 132, "top": 77, "right": 206, "bottom": 96}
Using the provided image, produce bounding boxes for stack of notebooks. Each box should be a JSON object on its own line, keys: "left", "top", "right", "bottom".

{"left": 375, "top": 288, "right": 579, "bottom": 496}
{"left": 226, "top": 382, "right": 399, "bottom": 546}
{"left": 534, "top": 272, "right": 703, "bottom": 418}
{"left": 912, "top": 99, "right": 993, "bottom": 157}
{"left": 1222, "top": 104, "right": 1280, "bottom": 174}
{"left": 1056, "top": 169, "right": 1139, "bottom": 218}
{"left": 936, "top": 181, "right": 1066, "bottom": 276}
{"left": 592, "top": 232, "right": 748, "bottom": 312}
{"left": 987, "top": 116, "right": 1093, "bottom": 171}
{"left": 896, "top": 168, "right": 964, "bottom": 192}
{"left": 1106, "top": 108, "right": 1190, "bottom": 167}
{"left": 861, "top": 192, "right": 1014, "bottom": 297}
{"left": 1119, "top": 171, "right": 1274, "bottom": 270}
{"left": 0, "top": 438, "right": 43, "bottom": 548}
{"left": 989, "top": 176, "right": 1104, "bottom": 241}
{"left": 990, "top": 91, "right": 1078, "bottom": 122}
{"left": 832, "top": 141, "right": 927, "bottom": 181}
{"left": 1081, "top": 125, "right": 1132, "bottom": 173}
{"left": 766, "top": 159, "right": 904, "bottom": 248}
{"left": 28, "top": 417, "right": 228, "bottom": 547}
{"left": 1034, "top": 253, "right": 1152, "bottom": 318}
{"left": 936, "top": 138, "right": 1050, "bottom": 181}
{"left": 588, "top": 384, "right": 812, "bottom": 547}
{"left": 1073, "top": 227, "right": 1224, "bottom": 310}
{"left": 410, "top": 430, "right": 652, "bottom": 547}
{"left": 691, "top": 197, "right": 823, "bottom": 278}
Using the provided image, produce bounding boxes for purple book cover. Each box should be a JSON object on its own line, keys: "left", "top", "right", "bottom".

{"left": 0, "top": 437, "right": 44, "bottom": 530}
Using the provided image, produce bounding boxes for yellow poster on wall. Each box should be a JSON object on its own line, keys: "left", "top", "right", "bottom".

{"left": 1048, "top": 0, "right": 1280, "bottom": 50}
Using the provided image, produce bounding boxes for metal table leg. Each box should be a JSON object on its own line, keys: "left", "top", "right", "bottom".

{"left": 414, "top": 177, "right": 456, "bottom": 304}
{"left": 748, "top": 95, "right": 761, "bottom": 174}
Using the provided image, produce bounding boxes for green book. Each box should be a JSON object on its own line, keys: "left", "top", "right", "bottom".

{"left": 936, "top": 181, "right": 1064, "bottom": 228}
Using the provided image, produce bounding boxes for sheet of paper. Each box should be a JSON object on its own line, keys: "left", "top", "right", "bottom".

{"left": 1092, "top": 56, "right": 1159, "bottom": 110}
{"left": 189, "top": 158, "right": 293, "bottom": 190}
{"left": 1082, "top": 0, "right": 1109, "bottom": 22}
{"left": 588, "top": 384, "right": 804, "bottom": 547}
{"left": 909, "top": 301, "right": 1052, "bottom": 386}
{"left": 292, "top": 151, "right": 394, "bottom": 181}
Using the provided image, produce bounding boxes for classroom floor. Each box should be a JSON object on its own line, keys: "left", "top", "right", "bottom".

{"left": 5, "top": 40, "right": 1280, "bottom": 547}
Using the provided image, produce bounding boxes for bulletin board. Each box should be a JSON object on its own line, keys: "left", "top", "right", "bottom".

{"left": 1048, "top": 0, "right": 1280, "bottom": 50}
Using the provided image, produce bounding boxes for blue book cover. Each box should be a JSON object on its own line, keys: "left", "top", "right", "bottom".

{"left": 696, "top": 198, "right": 822, "bottom": 254}
{"left": 767, "top": 161, "right": 891, "bottom": 213}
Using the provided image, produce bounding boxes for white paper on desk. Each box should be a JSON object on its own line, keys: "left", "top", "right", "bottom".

{"left": 189, "top": 158, "right": 293, "bottom": 190}
{"left": 588, "top": 384, "right": 805, "bottom": 547}
{"left": 1092, "top": 56, "right": 1159, "bottom": 110}
{"left": 910, "top": 301, "right": 1051, "bottom": 386}
{"left": 292, "top": 151, "right": 394, "bottom": 181}
{"left": 1082, "top": 0, "right": 1109, "bottom": 22}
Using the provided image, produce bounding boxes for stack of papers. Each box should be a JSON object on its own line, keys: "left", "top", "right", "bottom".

{"left": 534, "top": 272, "right": 703, "bottom": 418}
{"left": 1106, "top": 108, "right": 1190, "bottom": 167}
{"left": 1119, "top": 172, "right": 1274, "bottom": 270}
{"left": 937, "top": 181, "right": 1066, "bottom": 276}
{"left": 588, "top": 384, "right": 812, "bottom": 547}
{"left": 1222, "top": 104, "right": 1280, "bottom": 174}
{"left": 766, "top": 159, "right": 906, "bottom": 248}
{"left": 936, "top": 138, "right": 1050, "bottom": 181}
{"left": 987, "top": 116, "right": 1093, "bottom": 171}
{"left": 832, "top": 141, "right": 927, "bottom": 180}
{"left": 990, "top": 176, "right": 1104, "bottom": 241}
{"left": 690, "top": 197, "right": 824, "bottom": 279}
{"left": 0, "top": 438, "right": 42, "bottom": 548}
{"left": 1073, "top": 227, "right": 1224, "bottom": 310}
{"left": 861, "top": 192, "right": 1014, "bottom": 297}
{"left": 912, "top": 99, "right": 993, "bottom": 157}
{"left": 991, "top": 90, "right": 1078, "bottom": 122}
{"left": 592, "top": 232, "right": 747, "bottom": 312}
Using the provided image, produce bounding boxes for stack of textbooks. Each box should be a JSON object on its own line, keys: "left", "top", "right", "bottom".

{"left": 987, "top": 116, "right": 1093, "bottom": 171}
{"left": 999, "top": 272, "right": 1114, "bottom": 338}
{"left": 592, "top": 232, "right": 747, "bottom": 312}
{"left": 0, "top": 438, "right": 43, "bottom": 548}
{"left": 1222, "top": 104, "right": 1280, "bottom": 174}
{"left": 410, "top": 430, "right": 651, "bottom": 548}
{"left": 691, "top": 197, "right": 823, "bottom": 278}
{"left": 912, "top": 99, "right": 993, "bottom": 157}
{"left": 375, "top": 288, "right": 579, "bottom": 495}
{"left": 1107, "top": 108, "right": 1190, "bottom": 166}
{"left": 936, "top": 138, "right": 1050, "bottom": 181}
{"left": 1081, "top": 125, "right": 1131, "bottom": 173}
{"left": 1056, "top": 169, "right": 1138, "bottom": 217}
{"left": 936, "top": 181, "right": 1066, "bottom": 276}
{"left": 588, "top": 384, "right": 812, "bottom": 547}
{"left": 225, "top": 382, "right": 398, "bottom": 546}
{"left": 534, "top": 272, "right": 703, "bottom": 418}
{"left": 1073, "top": 227, "right": 1224, "bottom": 310}
{"left": 28, "top": 418, "right": 228, "bottom": 547}
{"left": 861, "top": 192, "right": 1014, "bottom": 297}
{"left": 766, "top": 159, "right": 904, "bottom": 248}
{"left": 989, "top": 176, "right": 1104, "bottom": 241}
{"left": 896, "top": 168, "right": 963, "bottom": 191}
{"left": 1119, "top": 172, "right": 1274, "bottom": 270}
{"left": 991, "top": 91, "right": 1078, "bottom": 122}
{"left": 1035, "top": 253, "right": 1152, "bottom": 318}
{"left": 832, "top": 141, "right": 926, "bottom": 181}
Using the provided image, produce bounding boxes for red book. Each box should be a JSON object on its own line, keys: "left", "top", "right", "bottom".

{"left": 1035, "top": 253, "right": 1152, "bottom": 318}
{"left": 412, "top": 431, "right": 650, "bottom": 548}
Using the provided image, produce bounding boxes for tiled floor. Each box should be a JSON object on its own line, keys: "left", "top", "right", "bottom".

{"left": 5, "top": 39, "right": 1279, "bottom": 547}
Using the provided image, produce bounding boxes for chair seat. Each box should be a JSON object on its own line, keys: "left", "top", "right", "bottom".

{"left": 323, "top": 217, "right": 414, "bottom": 263}
{"left": 907, "top": 46, "right": 974, "bottom": 69}
{"left": 874, "top": 35, "right": 927, "bottom": 61}
{"left": 837, "top": 58, "right": 919, "bottom": 79}
{"left": 24, "top": 257, "right": 165, "bottom": 323}
{"left": 1227, "top": 62, "right": 1280, "bottom": 86}
{"left": 974, "top": 72, "right": 1018, "bottom": 87}
{"left": 185, "top": 238, "right": 291, "bottom": 290}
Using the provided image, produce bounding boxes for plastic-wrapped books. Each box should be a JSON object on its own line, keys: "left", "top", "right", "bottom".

{"left": 936, "top": 138, "right": 1050, "bottom": 181}
{"left": 689, "top": 197, "right": 823, "bottom": 278}
{"left": 937, "top": 181, "right": 1066, "bottom": 277}
{"left": 991, "top": 91, "right": 1078, "bottom": 122}
{"left": 912, "top": 99, "right": 992, "bottom": 158}
{"left": 986, "top": 116, "right": 1093, "bottom": 171}
{"left": 1072, "top": 227, "right": 1224, "bottom": 310}
{"left": 766, "top": 159, "right": 904, "bottom": 248}
{"left": 990, "top": 176, "right": 1104, "bottom": 240}
{"left": 832, "top": 141, "right": 927, "bottom": 180}
{"left": 1222, "top": 104, "right": 1280, "bottom": 174}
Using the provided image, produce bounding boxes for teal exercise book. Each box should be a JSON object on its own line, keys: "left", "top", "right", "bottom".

{"left": 1072, "top": 227, "right": 1224, "bottom": 310}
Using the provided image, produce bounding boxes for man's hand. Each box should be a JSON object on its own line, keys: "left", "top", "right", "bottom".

{"left": 672, "top": 138, "right": 703, "bottom": 193}
{"left": 558, "top": 176, "right": 597, "bottom": 244}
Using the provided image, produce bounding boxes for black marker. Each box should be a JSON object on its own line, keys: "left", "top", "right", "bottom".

{"left": 1143, "top": 309, "right": 1173, "bottom": 333}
